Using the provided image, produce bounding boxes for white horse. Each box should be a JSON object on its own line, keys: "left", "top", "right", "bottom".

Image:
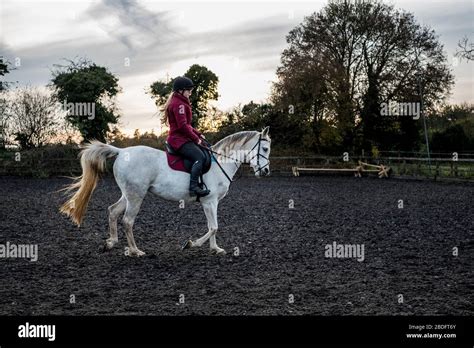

{"left": 60, "top": 127, "right": 271, "bottom": 256}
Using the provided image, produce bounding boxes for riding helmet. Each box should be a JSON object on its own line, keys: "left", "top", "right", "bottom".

{"left": 172, "top": 76, "right": 194, "bottom": 91}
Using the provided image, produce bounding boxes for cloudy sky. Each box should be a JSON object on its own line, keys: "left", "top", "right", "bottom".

{"left": 1, "top": 0, "right": 473, "bottom": 135}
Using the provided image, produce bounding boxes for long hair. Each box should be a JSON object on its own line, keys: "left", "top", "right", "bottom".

{"left": 160, "top": 92, "right": 175, "bottom": 126}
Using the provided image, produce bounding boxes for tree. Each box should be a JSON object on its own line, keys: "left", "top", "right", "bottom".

{"left": 184, "top": 64, "right": 219, "bottom": 127}
{"left": 0, "top": 57, "right": 10, "bottom": 92}
{"left": 273, "top": 1, "right": 367, "bottom": 152}
{"left": 148, "top": 80, "right": 172, "bottom": 118}
{"left": 429, "top": 103, "right": 474, "bottom": 132}
{"left": 431, "top": 125, "right": 471, "bottom": 152}
{"left": 51, "top": 58, "right": 120, "bottom": 142}
{"left": 455, "top": 37, "right": 473, "bottom": 62}
{"left": 211, "top": 101, "right": 299, "bottom": 152}
{"left": 149, "top": 64, "right": 218, "bottom": 129}
{"left": 429, "top": 103, "right": 474, "bottom": 152}
{"left": 7, "top": 87, "right": 62, "bottom": 149}
{"left": 133, "top": 129, "right": 140, "bottom": 139}
{"left": 272, "top": 51, "right": 341, "bottom": 152}
{"left": 273, "top": 0, "right": 454, "bottom": 153}
{"left": 0, "top": 93, "right": 9, "bottom": 149}
{"left": 356, "top": 1, "right": 453, "bottom": 151}
{"left": 0, "top": 57, "right": 11, "bottom": 148}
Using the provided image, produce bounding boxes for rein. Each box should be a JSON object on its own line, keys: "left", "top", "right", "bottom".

{"left": 198, "top": 134, "right": 270, "bottom": 183}
{"left": 199, "top": 142, "right": 235, "bottom": 183}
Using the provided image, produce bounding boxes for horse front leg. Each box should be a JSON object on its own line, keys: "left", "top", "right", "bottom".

{"left": 185, "top": 200, "right": 225, "bottom": 255}
{"left": 203, "top": 200, "right": 225, "bottom": 254}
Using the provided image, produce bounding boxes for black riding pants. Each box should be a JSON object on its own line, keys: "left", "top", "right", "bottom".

{"left": 177, "top": 141, "right": 207, "bottom": 173}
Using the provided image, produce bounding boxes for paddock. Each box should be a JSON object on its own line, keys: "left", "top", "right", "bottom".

{"left": 0, "top": 175, "right": 472, "bottom": 315}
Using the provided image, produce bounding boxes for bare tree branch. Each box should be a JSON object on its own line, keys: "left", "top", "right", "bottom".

{"left": 455, "top": 37, "right": 474, "bottom": 61}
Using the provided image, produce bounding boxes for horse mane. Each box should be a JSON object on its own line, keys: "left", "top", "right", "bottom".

{"left": 213, "top": 131, "right": 259, "bottom": 150}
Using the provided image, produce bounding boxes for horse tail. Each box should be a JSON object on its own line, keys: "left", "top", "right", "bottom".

{"left": 59, "top": 141, "right": 121, "bottom": 226}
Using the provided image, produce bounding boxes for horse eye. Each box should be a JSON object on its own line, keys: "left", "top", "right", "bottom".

{"left": 263, "top": 147, "right": 268, "bottom": 152}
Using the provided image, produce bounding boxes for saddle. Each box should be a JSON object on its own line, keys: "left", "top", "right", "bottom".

{"left": 165, "top": 141, "right": 213, "bottom": 201}
{"left": 165, "top": 141, "right": 212, "bottom": 173}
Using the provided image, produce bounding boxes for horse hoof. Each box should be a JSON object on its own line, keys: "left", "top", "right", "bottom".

{"left": 212, "top": 248, "right": 226, "bottom": 255}
{"left": 102, "top": 238, "right": 118, "bottom": 252}
{"left": 130, "top": 250, "right": 146, "bottom": 257}
{"left": 182, "top": 240, "right": 193, "bottom": 250}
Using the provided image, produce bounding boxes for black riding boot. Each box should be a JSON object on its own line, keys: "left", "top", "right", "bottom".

{"left": 189, "top": 160, "right": 210, "bottom": 197}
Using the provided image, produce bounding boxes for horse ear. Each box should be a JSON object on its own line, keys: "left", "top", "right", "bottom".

{"left": 262, "top": 126, "right": 269, "bottom": 137}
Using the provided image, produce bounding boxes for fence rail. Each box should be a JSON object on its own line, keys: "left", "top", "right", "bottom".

{"left": 1, "top": 150, "right": 473, "bottom": 180}
{"left": 282, "top": 155, "right": 474, "bottom": 180}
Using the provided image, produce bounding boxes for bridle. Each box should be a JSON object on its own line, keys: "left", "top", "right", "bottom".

{"left": 198, "top": 133, "right": 270, "bottom": 183}
{"left": 247, "top": 133, "right": 270, "bottom": 176}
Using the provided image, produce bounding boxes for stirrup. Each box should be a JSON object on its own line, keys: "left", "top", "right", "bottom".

{"left": 190, "top": 187, "right": 210, "bottom": 197}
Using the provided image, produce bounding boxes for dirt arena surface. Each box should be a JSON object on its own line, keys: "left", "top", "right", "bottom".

{"left": 0, "top": 175, "right": 472, "bottom": 315}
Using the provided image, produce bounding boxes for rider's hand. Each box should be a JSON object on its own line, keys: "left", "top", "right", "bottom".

{"left": 197, "top": 139, "right": 202, "bottom": 145}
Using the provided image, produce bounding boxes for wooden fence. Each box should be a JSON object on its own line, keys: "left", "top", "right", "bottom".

{"left": 1, "top": 150, "right": 473, "bottom": 180}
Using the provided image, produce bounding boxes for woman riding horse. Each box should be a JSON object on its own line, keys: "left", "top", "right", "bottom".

{"left": 162, "top": 76, "right": 210, "bottom": 197}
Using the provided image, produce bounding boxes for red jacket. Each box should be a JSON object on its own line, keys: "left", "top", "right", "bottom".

{"left": 166, "top": 92, "right": 202, "bottom": 150}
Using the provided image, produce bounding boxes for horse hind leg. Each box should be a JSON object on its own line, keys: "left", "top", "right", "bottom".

{"left": 122, "top": 192, "right": 146, "bottom": 257}
{"left": 105, "top": 195, "right": 126, "bottom": 250}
